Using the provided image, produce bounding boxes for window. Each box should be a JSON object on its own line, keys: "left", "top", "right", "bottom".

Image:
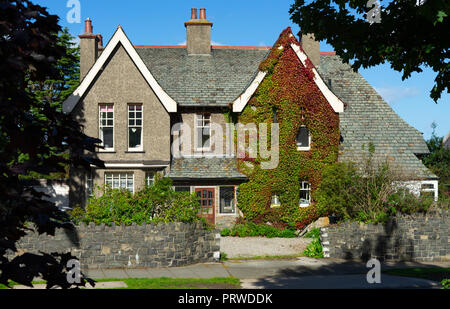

{"left": 128, "top": 104, "right": 143, "bottom": 150}
{"left": 296, "top": 126, "right": 311, "bottom": 151}
{"left": 219, "top": 187, "right": 236, "bottom": 214}
{"left": 299, "top": 181, "right": 311, "bottom": 207}
{"left": 196, "top": 114, "right": 211, "bottom": 151}
{"left": 175, "top": 186, "right": 191, "bottom": 193}
{"left": 271, "top": 194, "right": 281, "bottom": 208}
{"left": 99, "top": 104, "right": 114, "bottom": 150}
{"left": 85, "top": 170, "right": 94, "bottom": 198}
{"left": 145, "top": 172, "right": 155, "bottom": 187}
{"left": 105, "top": 173, "right": 134, "bottom": 193}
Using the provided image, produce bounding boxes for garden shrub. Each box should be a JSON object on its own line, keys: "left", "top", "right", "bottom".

{"left": 315, "top": 154, "right": 438, "bottom": 224}
{"left": 303, "top": 228, "right": 324, "bottom": 258}
{"left": 69, "top": 176, "right": 202, "bottom": 226}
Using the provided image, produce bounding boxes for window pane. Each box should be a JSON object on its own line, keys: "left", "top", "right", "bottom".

{"left": 297, "top": 127, "right": 309, "bottom": 147}
{"left": 136, "top": 112, "right": 142, "bottom": 119}
{"left": 102, "top": 128, "right": 114, "bottom": 148}
{"left": 220, "top": 187, "right": 235, "bottom": 214}
{"left": 175, "top": 186, "right": 190, "bottom": 193}
{"left": 129, "top": 128, "right": 142, "bottom": 148}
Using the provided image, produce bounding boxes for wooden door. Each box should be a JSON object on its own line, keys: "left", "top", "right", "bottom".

{"left": 195, "top": 188, "right": 215, "bottom": 225}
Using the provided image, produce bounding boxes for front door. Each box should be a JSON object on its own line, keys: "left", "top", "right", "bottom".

{"left": 195, "top": 188, "right": 215, "bottom": 225}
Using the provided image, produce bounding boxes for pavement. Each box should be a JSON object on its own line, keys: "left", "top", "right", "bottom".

{"left": 77, "top": 257, "right": 449, "bottom": 289}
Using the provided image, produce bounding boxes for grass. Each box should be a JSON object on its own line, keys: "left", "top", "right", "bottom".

{"left": 0, "top": 277, "right": 241, "bottom": 290}
{"left": 383, "top": 267, "right": 450, "bottom": 283}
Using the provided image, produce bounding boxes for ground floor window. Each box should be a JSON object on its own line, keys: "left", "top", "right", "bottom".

{"left": 105, "top": 173, "right": 134, "bottom": 193}
{"left": 86, "top": 170, "right": 94, "bottom": 198}
{"left": 175, "top": 186, "right": 191, "bottom": 193}
{"left": 299, "top": 181, "right": 311, "bottom": 207}
{"left": 219, "top": 186, "right": 236, "bottom": 214}
{"left": 146, "top": 172, "right": 155, "bottom": 187}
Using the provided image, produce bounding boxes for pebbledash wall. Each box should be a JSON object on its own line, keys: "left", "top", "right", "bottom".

{"left": 11, "top": 222, "right": 220, "bottom": 269}
{"left": 321, "top": 210, "right": 450, "bottom": 262}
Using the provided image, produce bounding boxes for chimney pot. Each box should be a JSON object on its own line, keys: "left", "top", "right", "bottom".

{"left": 199, "top": 8, "right": 206, "bottom": 20}
{"left": 191, "top": 8, "right": 198, "bottom": 20}
{"left": 84, "top": 18, "right": 93, "bottom": 34}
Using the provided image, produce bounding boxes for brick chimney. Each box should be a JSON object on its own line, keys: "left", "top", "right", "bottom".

{"left": 185, "top": 8, "right": 213, "bottom": 55}
{"left": 79, "top": 18, "right": 102, "bottom": 80}
{"left": 300, "top": 33, "right": 320, "bottom": 67}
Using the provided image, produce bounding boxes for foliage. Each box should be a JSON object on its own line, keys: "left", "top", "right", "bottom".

{"left": 219, "top": 253, "right": 228, "bottom": 261}
{"left": 422, "top": 123, "right": 450, "bottom": 194}
{"left": 304, "top": 227, "right": 320, "bottom": 239}
{"left": 303, "top": 228, "right": 323, "bottom": 258}
{"left": 290, "top": 0, "right": 449, "bottom": 102}
{"left": 70, "top": 176, "right": 202, "bottom": 226}
{"left": 221, "top": 222, "right": 297, "bottom": 238}
{"left": 442, "top": 279, "right": 450, "bottom": 289}
{"left": 236, "top": 28, "right": 340, "bottom": 229}
{"left": 0, "top": 0, "right": 101, "bottom": 289}
{"left": 315, "top": 155, "right": 435, "bottom": 224}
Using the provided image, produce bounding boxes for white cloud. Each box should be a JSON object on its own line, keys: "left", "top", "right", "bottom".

{"left": 177, "top": 41, "right": 186, "bottom": 45}
{"left": 375, "top": 86, "right": 421, "bottom": 103}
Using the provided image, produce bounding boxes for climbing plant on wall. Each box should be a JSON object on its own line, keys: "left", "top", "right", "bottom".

{"left": 235, "top": 27, "right": 340, "bottom": 230}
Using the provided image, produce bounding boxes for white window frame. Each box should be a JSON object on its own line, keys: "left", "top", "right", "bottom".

{"left": 271, "top": 194, "right": 281, "bottom": 208}
{"left": 99, "top": 104, "right": 114, "bottom": 152}
{"left": 297, "top": 126, "right": 311, "bottom": 151}
{"left": 105, "top": 172, "right": 134, "bottom": 194}
{"left": 145, "top": 172, "right": 155, "bottom": 187}
{"left": 195, "top": 114, "right": 211, "bottom": 152}
{"left": 299, "top": 181, "right": 311, "bottom": 207}
{"left": 85, "top": 170, "right": 94, "bottom": 199}
{"left": 128, "top": 104, "right": 143, "bottom": 152}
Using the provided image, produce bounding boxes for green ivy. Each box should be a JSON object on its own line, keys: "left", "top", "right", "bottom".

{"left": 235, "top": 28, "right": 340, "bottom": 229}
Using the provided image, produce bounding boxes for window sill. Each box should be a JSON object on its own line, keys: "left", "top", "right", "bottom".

{"left": 98, "top": 150, "right": 116, "bottom": 153}
{"left": 126, "top": 150, "right": 145, "bottom": 153}
{"left": 297, "top": 147, "right": 311, "bottom": 151}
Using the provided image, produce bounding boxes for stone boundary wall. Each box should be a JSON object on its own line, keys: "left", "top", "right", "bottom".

{"left": 321, "top": 210, "right": 449, "bottom": 262}
{"left": 10, "top": 222, "right": 220, "bottom": 269}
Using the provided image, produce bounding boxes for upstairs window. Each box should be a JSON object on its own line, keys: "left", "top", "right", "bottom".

{"left": 196, "top": 114, "right": 211, "bottom": 151}
{"left": 99, "top": 104, "right": 114, "bottom": 150}
{"left": 299, "top": 181, "right": 311, "bottom": 207}
{"left": 128, "top": 104, "right": 143, "bottom": 150}
{"left": 296, "top": 126, "right": 311, "bottom": 151}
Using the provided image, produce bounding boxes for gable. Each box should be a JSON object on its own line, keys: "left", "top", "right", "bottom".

{"left": 232, "top": 31, "right": 345, "bottom": 114}
{"left": 63, "top": 26, "right": 177, "bottom": 114}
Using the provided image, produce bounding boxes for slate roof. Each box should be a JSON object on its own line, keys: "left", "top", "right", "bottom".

{"left": 168, "top": 157, "right": 247, "bottom": 180}
{"left": 136, "top": 47, "right": 269, "bottom": 107}
{"left": 317, "top": 54, "right": 436, "bottom": 179}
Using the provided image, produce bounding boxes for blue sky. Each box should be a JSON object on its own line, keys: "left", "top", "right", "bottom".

{"left": 38, "top": 0, "right": 449, "bottom": 139}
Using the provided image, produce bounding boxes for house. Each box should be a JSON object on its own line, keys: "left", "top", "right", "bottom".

{"left": 444, "top": 132, "right": 450, "bottom": 149}
{"left": 63, "top": 8, "right": 438, "bottom": 227}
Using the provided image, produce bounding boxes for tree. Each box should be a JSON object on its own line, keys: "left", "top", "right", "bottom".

{"left": 0, "top": 0, "right": 103, "bottom": 288}
{"left": 422, "top": 123, "right": 450, "bottom": 192}
{"left": 290, "top": 0, "right": 449, "bottom": 102}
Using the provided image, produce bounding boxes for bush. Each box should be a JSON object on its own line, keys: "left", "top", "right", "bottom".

{"left": 222, "top": 222, "right": 296, "bottom": 238}
{"left": 303, "top": 228, "right": 323, "bottom": 258}
{"left": 69, "top": 176, "right": 202, "bottom": 226}
{"left": 442, "top": 279, "right": 450, "bottom": 289}
{"left": 315, "top": 153, "right": 438, "bottom": 224}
